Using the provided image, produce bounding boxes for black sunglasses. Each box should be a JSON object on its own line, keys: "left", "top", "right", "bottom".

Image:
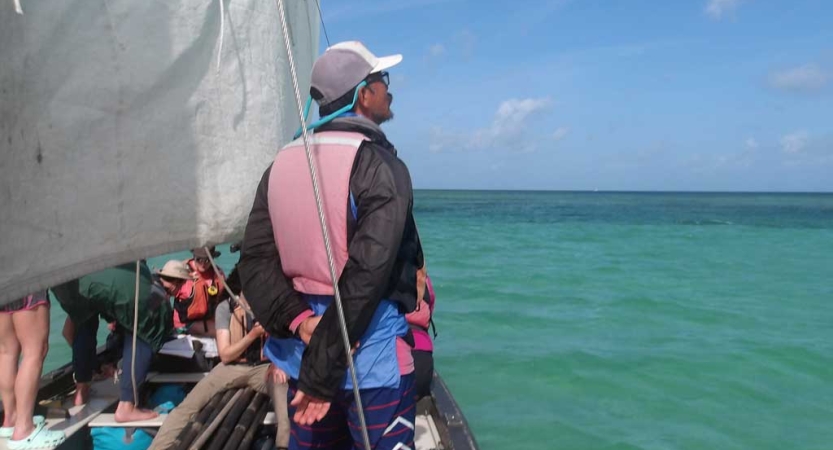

{"left": 195, "top": 257, "right": 210, "bottom": 264}
{"left": 365, "top": 71, "right": 390, "bottom": 88}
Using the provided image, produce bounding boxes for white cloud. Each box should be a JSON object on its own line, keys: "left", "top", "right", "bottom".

{"left": 705, "top": 0, "right": 743, "bottom": 20}
{"left": 493, "top": 98, "right": 551, "bottom": 134}
{"left": 429, "top": 44, "right": 445, "bottom": 57}
{"left": 768, "top": 64, "right": 830, "bottom": 92}
{"left": 553, "top": 127, "right": 570, "bottom": 141}
{"left": 745, "top": 137, "right": 759, "bottom": 150}
{"left": 430, "top": 97, "right": 552, "bottom": 152}
{"left": 780, "top": 131, "right": 809, "bottom": 154}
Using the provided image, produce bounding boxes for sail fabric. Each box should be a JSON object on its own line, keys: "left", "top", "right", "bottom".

{"left": 0, "top": 0, "right": 319, "bottom": 305}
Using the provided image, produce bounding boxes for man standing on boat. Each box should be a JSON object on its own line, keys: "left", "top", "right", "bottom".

{"left": 240, "top": 41, "right": 422, "bottom": 450}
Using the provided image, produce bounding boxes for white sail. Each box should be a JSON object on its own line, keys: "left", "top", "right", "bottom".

{"left": 0, "top": 0, "right": 319, "bottom": 305}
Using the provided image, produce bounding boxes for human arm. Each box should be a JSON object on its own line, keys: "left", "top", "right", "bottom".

{"left": 216, "top": 326, "right": 264, "bottom": 364}
{"left": 214, "top": 301, "right": 265, "bottom": 364}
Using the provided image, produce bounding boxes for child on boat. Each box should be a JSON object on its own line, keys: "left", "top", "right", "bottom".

{"left": 0, "top": 291, "right": 66, "bottom": 449}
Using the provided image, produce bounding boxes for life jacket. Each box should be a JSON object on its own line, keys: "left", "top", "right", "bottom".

{"left": 268, "top": 131, "right": 366, "bottom": 295}
{"left": 174, "top": 260, "right": 225, "bottom": 323}
{"left": 227, "top": 298, "right": 267, "bottom": 364}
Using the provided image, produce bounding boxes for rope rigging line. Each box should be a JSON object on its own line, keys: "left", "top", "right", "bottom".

{"left": 131, "top": 261, "right": 140, "bottom": 408}
{"left": 314, "top": 0, "right": 331, "bottom": 47}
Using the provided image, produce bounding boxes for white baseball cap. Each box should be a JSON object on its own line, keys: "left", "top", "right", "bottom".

{"left": 310, "top": 41, "right": 402, "bottom": 107}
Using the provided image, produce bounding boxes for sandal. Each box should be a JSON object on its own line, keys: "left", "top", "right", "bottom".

{"left": 0, "top": 416, "right": 45, "bottom": 439}
{"left": 7, "top": 420, "right": 65, "bottom": 449}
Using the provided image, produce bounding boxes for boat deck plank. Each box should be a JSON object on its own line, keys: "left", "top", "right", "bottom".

{"left": 88, "top": 412, "right": 278, "bottom": 428}
{"left": 146, "top": 372, "right": 208, "bottom": 384}
{"left": 88, "top": 413, "right": 169, "bottom": 427}
{"left": 415, "top": 413, "right": 443, "bottom": 450}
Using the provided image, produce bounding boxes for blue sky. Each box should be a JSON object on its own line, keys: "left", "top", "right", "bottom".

{"left": 318, "top": 0, "right": 832, "bottom": 191}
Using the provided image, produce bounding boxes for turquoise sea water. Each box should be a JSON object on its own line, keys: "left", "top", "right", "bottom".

{"left": 44, "top": 191, "right": 833, "bottom": 449}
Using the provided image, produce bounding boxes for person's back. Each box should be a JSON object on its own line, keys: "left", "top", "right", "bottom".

{"left": 240, "top": 41, "right": 423, "bottom": 450}
{"left": 57, "top": 263, "right": 173, "bottom": 349}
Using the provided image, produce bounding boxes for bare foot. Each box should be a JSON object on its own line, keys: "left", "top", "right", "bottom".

{"left": 114, "top": 402, "right": 159, "bottom": 423}
{"left": 74, "top": 383, "right": 91, "bottom": 406}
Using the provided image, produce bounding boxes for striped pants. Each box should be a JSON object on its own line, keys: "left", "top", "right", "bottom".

{"left": 287, "top": 373, "right": 415, "bottom": 450}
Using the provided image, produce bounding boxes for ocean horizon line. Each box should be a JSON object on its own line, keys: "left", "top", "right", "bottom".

{"left": 413, "top": 188, "right": 833, "bottom": 195}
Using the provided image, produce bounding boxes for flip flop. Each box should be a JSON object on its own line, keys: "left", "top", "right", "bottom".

{"left": 0, "top": 416, "right": 45, "bottom": 439}
{"left": 7, "top": 420, "right": 65, "bottom": 450}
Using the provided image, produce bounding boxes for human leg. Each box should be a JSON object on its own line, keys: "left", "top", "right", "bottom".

{"left": 412, "top": 350, "right": 434, "bottom": 400}
{"left": 285, "top": 380, "right": 351, "bottom": 450}
{"left": 345, "top": 374, "right": 416, "bottom": 450}
{"left": 265, "top": 370, "right": 290, "bottom": 449}
{"left": 71, "top": 315, "right": 99, "bottom": 406}
{"left": 9, "top": 305, "right": 49, "bottom": 440}
{"left": 148, "top": 364, "right": 253, "bottom": 450}
{"left": 114, "top": 334, "right": 157, "bottom": 422}
{"left": 0, "top": 312, "right": 20, "bottom": 430}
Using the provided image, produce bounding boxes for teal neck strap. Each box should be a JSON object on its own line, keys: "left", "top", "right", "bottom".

{"left": 293, "top": 81, "right": 367, "bottom": 139}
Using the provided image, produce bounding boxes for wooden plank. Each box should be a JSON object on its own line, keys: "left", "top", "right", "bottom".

{"left": 88, "top": 413, "right": 168, "bottom": 427}
{"left": 87, "top": 412, "right": 278, "bottom": 428}
{"left": 147, "top": 372, "right": 208, "bottom": 384}
{"left": 415, "top": 413, "right": 443, "bottom": 450}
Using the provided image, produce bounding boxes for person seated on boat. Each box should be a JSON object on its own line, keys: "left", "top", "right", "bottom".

{"left": 407, "top": 266, "right": 437, "bottom": 400}
{"left": 0, "top": 291, "right": 67, "bottom": 449}
{"left": 239, "top": 41, "right": 422, "bottom": 450}
{"left": 156, "top": 259, "right": 214, "bottom": 337}
{"left": 52, "top": 262, "right": 173, "bottom": 423}
{"left": 181, "top": 247, "right": 229, "bottom": 337}
{"left": 149, "top": 268, "right": 290, "bottom": 450}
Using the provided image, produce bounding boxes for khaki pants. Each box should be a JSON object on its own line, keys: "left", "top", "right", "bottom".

{"left": 149, "top": 363, "right": 290, "bottom": 449}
